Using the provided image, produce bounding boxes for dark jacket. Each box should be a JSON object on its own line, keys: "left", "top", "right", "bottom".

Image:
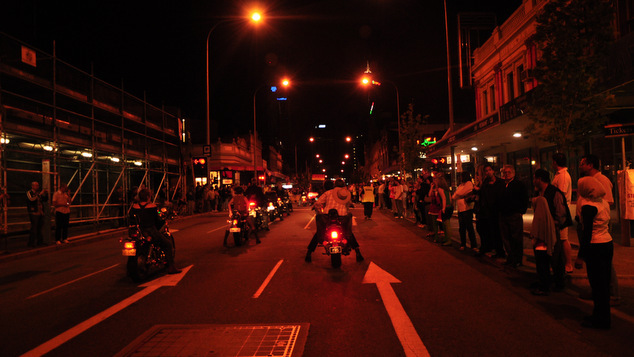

{"left": 479, "top": 177, "right": 504, "bottom": 219}
{"left": 543, "top": 184, "right": 573, "bottom": 230}
{"left": 499, "top": 178, "right": 528, "bottom": 216}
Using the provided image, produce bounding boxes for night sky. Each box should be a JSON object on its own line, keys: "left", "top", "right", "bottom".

{"left": 1, "top": 0, "right": 521, "bottom": 170}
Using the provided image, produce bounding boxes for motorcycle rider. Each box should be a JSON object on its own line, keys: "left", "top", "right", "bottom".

{"left": 129, "top": 188, "right": 181, "bottom": 274}
{"left": 305, "top": 179, "right": 364, "bottom": 263}
{"left": 223, "top": 186, "right": 260, "bottom": 246}
{"left": 245, "top": 178, "right": 269, "bottom": 229}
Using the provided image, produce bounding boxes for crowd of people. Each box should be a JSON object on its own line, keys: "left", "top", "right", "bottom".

{"left": 343, "top": 153, "right": 615, "bottom": 330}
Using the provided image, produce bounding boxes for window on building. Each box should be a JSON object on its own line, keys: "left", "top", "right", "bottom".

{"left": 482, "top": 89, "right": 488, "bottom": 114}
{"left": 507, "top": 71, "right": 515, "bottom": 102}
{"left": 517, "top": 64, "right": 525, "bottom": 96}
{"left": 489, "top": 85, "right": 496, "bottom": 111}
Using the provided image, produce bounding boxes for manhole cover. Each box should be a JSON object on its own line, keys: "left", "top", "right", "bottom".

{"left": 115, "top": 324, "right": 309, "bottom": 357}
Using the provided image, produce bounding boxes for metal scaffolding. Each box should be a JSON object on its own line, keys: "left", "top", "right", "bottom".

{"left": 0, "top": 32, "right": 185, "bottom": 235}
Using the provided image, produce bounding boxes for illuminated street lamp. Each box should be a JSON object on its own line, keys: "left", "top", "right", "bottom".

{"left": 315, "top": 154, "right": 320, "bottom": 158}
{"left": 253, "top": 77, "right": 290, "bottom": 179}
{"left": 344, "top": 154, "right": 349, "bottom": 159}
{"left": 206, "top": 11, "right": 263, "bottom": 146}
{"left": 309, "top": 137, "right": 315, "bottom": 142}
{"left": 345, "top": 136, "right": 352, "bottom": 142}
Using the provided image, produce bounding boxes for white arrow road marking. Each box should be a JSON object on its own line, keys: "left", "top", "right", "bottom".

{"left": 253, "top": 260, "right": 284, "bottom": 298}
{"left": 21, "top": 265, "right": 193, "bottom": 357}
{"left": 363, "top": 262, "right": 430, "bottom": 357}
{"left": 28, "top": 263, "right": 120, "bottom": 299}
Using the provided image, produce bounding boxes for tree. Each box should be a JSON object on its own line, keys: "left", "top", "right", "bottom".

{"left": 399, "top": 103, "right": 429, "bottom": 174}
{"left": 527, "top": 0, "right": 614, "bottom": 151}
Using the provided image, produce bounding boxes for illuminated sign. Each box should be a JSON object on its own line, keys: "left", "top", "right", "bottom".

{"left": 420, "top": 137, "right": 437, "bottom": 147}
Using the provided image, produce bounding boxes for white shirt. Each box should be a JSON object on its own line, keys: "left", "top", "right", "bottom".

{"left": 452, "top": 181, "right": 474, "bottom": 212}
{"left": 552, "top": 167, "right": 572, "bottom": 204}
{"left": 592, "top": 172, "right": 614, "bottom": 205}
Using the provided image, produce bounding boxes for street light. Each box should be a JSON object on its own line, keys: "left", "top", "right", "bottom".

{"left": 361, "top": 74, "right": 401, "bottom": 168}
{"left": 253, "top": 77, "right": 290, "bottom": 180}
{"left": 206, "top": 12, "right": 263, "bottom": 146}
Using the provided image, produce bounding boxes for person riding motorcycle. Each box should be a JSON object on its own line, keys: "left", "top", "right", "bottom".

{"left": 305, "top": 179, "right": 364, "bottom": 262}
{"left": 129, "top": 188, "right": 181, "bottom": 274}
{"left": 223, "top": 186, "right": 260, "bottom": 246}
{"left": 245, "top": 178, "right": 269, "bottom": 229}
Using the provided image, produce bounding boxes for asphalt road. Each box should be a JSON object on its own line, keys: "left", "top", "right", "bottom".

{"left": 1, "top": 207, "right": 631, "bottom": 356}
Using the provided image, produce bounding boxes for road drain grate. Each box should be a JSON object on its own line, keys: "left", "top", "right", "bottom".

{"left": 116, "top": 324, "right": 309, "bottom": 357}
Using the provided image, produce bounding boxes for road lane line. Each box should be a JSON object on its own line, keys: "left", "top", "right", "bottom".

{"left": 207, "top": 225, "right": 228, "bottom": 234}
{"left": 27, "top": 264, "right": 120, "bottom": 299}
{"left": 21, "top": 265, "right": 193, "bottom": 357}
{"left": 252, "top": 259, "right": 284, "bottom": 298}
{"left": 304, "top": 216, "right": 315, "bottom": 230}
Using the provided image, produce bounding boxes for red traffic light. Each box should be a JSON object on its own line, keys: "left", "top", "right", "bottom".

{"left": 193, "top": 158, "right": 206, "bottom": 165}
{"left": 431, "top": 158, "right": 438, "bottom": 165}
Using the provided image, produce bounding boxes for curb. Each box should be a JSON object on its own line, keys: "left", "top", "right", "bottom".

{"left": 0, "top": 211, "right": 218, "bottom": 265}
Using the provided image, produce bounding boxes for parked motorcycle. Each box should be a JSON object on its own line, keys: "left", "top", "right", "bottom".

{"left": 122, "top": 206, "right": 175, "bottom": 282}
{"left": 320, "top": 209, "right": 352, "bottom": 268}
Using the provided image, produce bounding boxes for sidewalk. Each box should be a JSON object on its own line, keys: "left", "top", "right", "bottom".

{"left": 403, "top": 207, "right": 634, "bottom": 280}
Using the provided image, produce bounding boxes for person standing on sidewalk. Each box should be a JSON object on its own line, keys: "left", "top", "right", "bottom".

{"left": 499, "top": 165, "right": 529, "bottom": 267}
{"left": 475, "top": 163, "right": 504, "bottom": 257}
{"left": 552, "top": 153, "right": 574, "bottom": 273}
{"left": 377, "top": 181, "right": 386, "bottom": 209}
{"left": 578, "top": 154, "right": 620, "bottom": 306}
{"left": 26, "top": 181, "right": 48, "bottom": 247}
{"left": 52, "top": 183, "right": 72, "bottom": 244}
{"left": 453, "top": 171, "right": 477, "bottom": 251}
{"left": 361, "top": 181, "right": 375, "bottom": 220}
{"left": 532, "top": 169, "right": 573, "bottom": 295}
{"left": 575, "top": 176, "right": 613, "bottom": 329}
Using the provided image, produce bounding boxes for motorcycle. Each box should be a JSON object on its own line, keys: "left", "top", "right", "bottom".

{"left": 122, "top": 206, "right": 175, "bottom": 282}
{"left": 277, "top": 196, "right": 292, "bottom": 216}
{"left": 320, "top": 209, "right": 352, "bottom": 268}
{"left": 228, "top": 210, "right": 251, "bottom": 246}
{"left": 249, "top": 201, "right": 269, "bottom": 231}
{"left": 265, "top": 192, "right": 283, "bottom": 222}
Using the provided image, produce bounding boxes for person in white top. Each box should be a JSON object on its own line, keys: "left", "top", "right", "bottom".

{"left": 452, "top": 171, "right": 477, "bottom": 251}
{"left": 551, "top": 153, "right": 573, "bottom": 272}
{"left": 575, "top": 176, "right": 613, "bottom": 329}
{"left": 377, "top": 181, "right": 386, "bottom": 209}
{"left": 52, "top": 183, "right": 71, "bottom": 244}
{"left": 578, "top": 154, "right": 619, "bottom": 306}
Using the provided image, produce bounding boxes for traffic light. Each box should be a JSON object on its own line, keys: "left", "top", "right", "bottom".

{"left": 193, "top": 157, "right": 207, "bottom": 177}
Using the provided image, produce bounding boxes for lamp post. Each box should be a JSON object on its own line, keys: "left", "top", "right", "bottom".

{"left": 361, "top": 75, "right": 402, "bottom": 168}
{"left": 384, "top": 79, "right": 402, "bottom": 169}
{"left": 253, "top": 79, "right": 290, "bottom": 181}
{"left": 206, "top": 12, "right": 262, "bottom": 146}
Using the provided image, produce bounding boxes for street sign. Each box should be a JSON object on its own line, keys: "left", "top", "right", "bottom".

{"left": 605, "top": 123, "right": 634, "bottom": 138}
{"left": 203, "top": 145, "right": 211, "bottom": 156}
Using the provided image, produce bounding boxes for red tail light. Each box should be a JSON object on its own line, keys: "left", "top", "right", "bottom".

{"left": 330, "top": 231, "right": 338, "bottom": 240}
{"left": 249, "top": 201, "right": 256, "bottom": 207}
{"left": 128, "top": 227, "right": 140, "bottom": 239}
{"left": 232, "top": 219, "right": 238, "bottom": 225}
